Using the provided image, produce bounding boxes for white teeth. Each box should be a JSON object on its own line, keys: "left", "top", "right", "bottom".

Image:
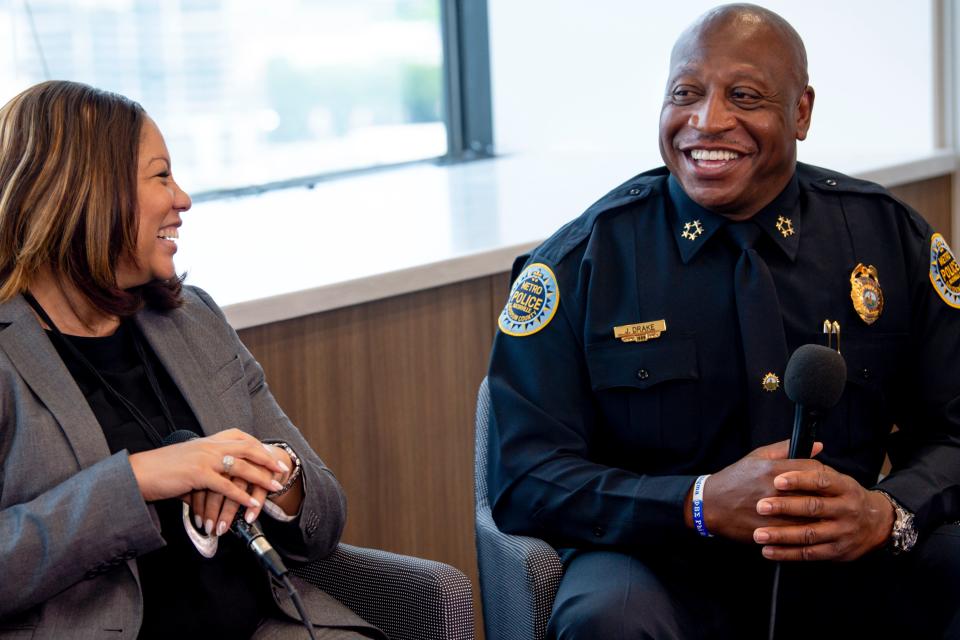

{"left": 158, "top": 228, "right": 179, "bottom": 240}
{"left": 690, "top": 149, "right": 739, "bottom": 161}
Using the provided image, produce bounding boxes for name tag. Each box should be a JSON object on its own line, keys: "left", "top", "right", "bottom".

{"left": 613, "top": 319, "right": 667, "bottom": 343}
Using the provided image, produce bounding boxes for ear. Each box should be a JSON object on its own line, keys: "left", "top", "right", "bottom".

{"left": 795, "top": 85, "right": 815, "bottom": 141}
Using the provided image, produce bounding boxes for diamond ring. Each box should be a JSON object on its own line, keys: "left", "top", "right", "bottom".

{"left": 221, "top": 454, "right": 236, "bottom": 475}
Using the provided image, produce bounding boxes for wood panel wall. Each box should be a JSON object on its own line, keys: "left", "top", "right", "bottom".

{"left": 237, "top": 173, "right": 952, "bottom": 638}
{"left": 889, "top": 174, "right": 953, "bottom": 239}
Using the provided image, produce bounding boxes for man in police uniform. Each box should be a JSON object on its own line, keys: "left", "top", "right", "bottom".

{"left": 487, "top": 4, "right": 960, "bottom": 638}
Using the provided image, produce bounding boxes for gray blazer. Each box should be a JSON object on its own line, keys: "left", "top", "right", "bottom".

{"left": 0, "top": 286, "right": 374, "bottom": 639}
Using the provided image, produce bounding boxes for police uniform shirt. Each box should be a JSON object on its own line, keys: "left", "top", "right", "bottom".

{"left": 487, "top": 163, "right": 960, "bottom": 551}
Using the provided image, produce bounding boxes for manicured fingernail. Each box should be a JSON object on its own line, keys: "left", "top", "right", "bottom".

{"left": 271, "top": 479, "right": 284, "bottom": 491}
{"left": 204, "top": 519, "right": 214, "bottom": 536}
{"left": 194, "top": 515, "right": 203, "bottom": 529}
{"left": 263, "top": 443, "right": 274, "bottom": 452}
{"left": 754, "top": 530, "right": 770, "bottom": 543}
{"left": 249, "top": 497, "right": 261, "bottom": 508}
{"left": 217, "top": 521, "right": 228, "bottom": 537}
{"left": 245, "top": 510, "right": 257, "bottom": 524}
{"left": 757, "top": 501, "right": 773, "bottom": 514}
{"left": 276, "top": 460, "right": 290, "bottom": 473}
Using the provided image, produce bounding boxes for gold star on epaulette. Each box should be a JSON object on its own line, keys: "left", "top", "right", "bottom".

{"left": 681, "top": 220, "right": 704, "bottom": 241}
{"left": 776, "top": 216, "right": 794, "bottom": 238}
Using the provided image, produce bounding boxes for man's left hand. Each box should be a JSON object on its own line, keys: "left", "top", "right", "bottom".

{"left": 751, "top": 460, "right": 895, "bottom": 561}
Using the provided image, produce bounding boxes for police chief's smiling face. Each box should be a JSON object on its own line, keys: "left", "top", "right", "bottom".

{"left": 658, "top": 13, "right": 814, "bottom": 219}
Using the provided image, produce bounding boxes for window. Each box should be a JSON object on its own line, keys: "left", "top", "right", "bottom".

{"left": 488, "top": 0, "right": 937, "bottom": 170}
{"left": 0, "top": 0, "right": 491, "bottom": 197}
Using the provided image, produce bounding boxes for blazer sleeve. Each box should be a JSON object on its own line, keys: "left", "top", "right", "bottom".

{"left": 189, "top": 286, "right": 347, "bottom": 563}
{"left": 0, "top": 415, "right": 165, "bottom": 617}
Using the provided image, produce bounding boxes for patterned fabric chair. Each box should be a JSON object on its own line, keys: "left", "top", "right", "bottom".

{"left": 474, "top": 377, "right": 564, "bottom": 640}
{"left": 294, "top": 543, "right": 475, "bottom": 640}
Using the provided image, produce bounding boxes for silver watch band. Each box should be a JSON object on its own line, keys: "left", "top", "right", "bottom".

{"left": 875, "top": 490, "right": 918, "bottom": 554}
{"left": 263, "top": 440, "right": 302, "bottom": 498}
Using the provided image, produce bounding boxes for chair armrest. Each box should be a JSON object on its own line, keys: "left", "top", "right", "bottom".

{"left": 476, "top": 509, "right": 563, "bottom": 640}
{"left": 292, "top": 543, "right": 475, "bottom": 640}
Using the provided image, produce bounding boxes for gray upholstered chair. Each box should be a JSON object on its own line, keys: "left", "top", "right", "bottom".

{"left": 474, "top": 377, "right": 564, "bottom": 640}
{"left": 294, "top": 543, "right": 475, "bottom": 640}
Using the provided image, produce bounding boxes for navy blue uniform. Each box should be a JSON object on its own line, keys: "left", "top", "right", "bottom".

{"left": 488, "top": 163, "right": 960, "bottom": 638}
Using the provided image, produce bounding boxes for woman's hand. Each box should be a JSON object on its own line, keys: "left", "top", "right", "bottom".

{"left": 129, "top": 428, "right": 288, "bottom": 510}
{"left": 187, "top": 443, "right": 292, "bottom": 536}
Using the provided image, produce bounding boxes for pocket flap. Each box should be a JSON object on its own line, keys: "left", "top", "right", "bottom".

{"left": 586, "top": 338, "right": 699, "bottom": 391}
{"left": 840, "top": 334, "right": 906, "bottom": 391}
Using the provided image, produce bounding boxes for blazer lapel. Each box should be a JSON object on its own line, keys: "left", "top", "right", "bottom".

{"left": 134, "top": 308, "right": 228, "bottom": 436}
{"left": 0, "top": 296, "right": 109, "bottom": 469}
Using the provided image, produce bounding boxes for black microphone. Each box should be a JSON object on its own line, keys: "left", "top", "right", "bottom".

{"left": 768, "top": 344, "right": 846, "bottom": 640}
{"left": 160, "top": 430, "right": 289, "bottom": 578}
{"left": 783, "top": 344, "right": 847, "bottom": 459}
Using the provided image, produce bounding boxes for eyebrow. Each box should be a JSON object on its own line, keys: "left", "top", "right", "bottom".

{"left": 146, "top": 156, "right": 170, "bottom": 166}
{"left": 669, "top": 65, "right": 771, "bottom": 86}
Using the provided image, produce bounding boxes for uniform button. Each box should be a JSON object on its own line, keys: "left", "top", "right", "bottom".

{"left": 824, "top": 179, "right": 838, "bottom": 186}
{"left": 861, "top": 368, "right": 870, "bottom": 379}
{"left": 593, "top": 526, "right": 605, "bottom": 537}
{"left": 636, "top": 369, "right": 649, "bottom": 380}
{"left": 628, "top": 188, "right": 641, "bottom": 195}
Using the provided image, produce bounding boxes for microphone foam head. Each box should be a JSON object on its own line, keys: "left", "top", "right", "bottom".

{"left": 783, "top": 344, "right": 847, "bottom": 410}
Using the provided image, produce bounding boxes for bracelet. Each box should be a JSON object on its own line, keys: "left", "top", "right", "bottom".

{"left": 264, "top": 440, "right": 302, "bottom": 498}
{"left": 692, "top": 474, "right": 713, "bottom": 537}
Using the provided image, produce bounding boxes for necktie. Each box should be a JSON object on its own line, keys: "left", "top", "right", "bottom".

{"left": 725, "top": 222, "right": 791, "bottom": 446}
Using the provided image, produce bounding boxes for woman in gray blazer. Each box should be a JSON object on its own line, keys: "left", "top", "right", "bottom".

{"left": 0, "top": 81, "right": 381, "bottom": 639}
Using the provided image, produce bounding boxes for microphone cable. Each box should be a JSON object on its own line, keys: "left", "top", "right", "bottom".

{"left": 282, "top": 575, "right": 318, "bottom": 640}
{"left": 233, "top": 506, "right": 318, "bottom": 640}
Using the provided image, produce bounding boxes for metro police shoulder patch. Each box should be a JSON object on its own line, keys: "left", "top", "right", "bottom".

{"left": 930, "top": 233, "right": 960, "bottom": 309}
{"left": 498, "top": 262, "right": 560, "bottom": 337}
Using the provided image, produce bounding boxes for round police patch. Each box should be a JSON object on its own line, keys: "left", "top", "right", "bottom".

{"left": 930, "top": 233, "right": 960, "bottom": 309}
{"left": 498, "top": 263, "right": 560, "bottom": 337}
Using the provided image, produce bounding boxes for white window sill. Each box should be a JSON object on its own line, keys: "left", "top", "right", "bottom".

{"left": 173, "top": 148, "right": 958, "bottom": 329}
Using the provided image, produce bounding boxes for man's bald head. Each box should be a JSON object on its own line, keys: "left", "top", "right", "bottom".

{"left": 673, "top": 4, "right": 808, "bottom": 97}
{"left": 658, "top": 3, "right": 815, "bottom": 218}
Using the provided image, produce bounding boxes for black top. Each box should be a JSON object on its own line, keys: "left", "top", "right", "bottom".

{"left": 49, "top": 321, "right": 274, "bottom": 638}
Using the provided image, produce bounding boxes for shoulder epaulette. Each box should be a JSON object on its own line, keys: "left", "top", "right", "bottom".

{"left": 798, "top": 162, "right": 928, "bottom": 234}
{"left": 532, "top": 167, "right": 669, "bottom": 265}
{"left": 799, "top": 162, "right": 894, "bottom": 198}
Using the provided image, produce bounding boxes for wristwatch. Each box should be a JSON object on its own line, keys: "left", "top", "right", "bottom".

{"left": 263, "top": 440, "right": 302, "bottom": 498}
{"left": 875, "top": 490, "right": 918, "bottom": 554}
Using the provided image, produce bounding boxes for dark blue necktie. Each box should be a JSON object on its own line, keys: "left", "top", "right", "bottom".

{"left": 726, "top": 222, "right": 791, "bottom": 446}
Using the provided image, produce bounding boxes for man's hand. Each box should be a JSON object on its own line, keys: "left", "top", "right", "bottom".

{"left": 686, "top": 440, "right": 824, "bottom": 542}
{"left": 684, "top": 439, "right": 896, "bottom": 561}
{"left": 752, "top": 464, "right": 895, "bottom": 561}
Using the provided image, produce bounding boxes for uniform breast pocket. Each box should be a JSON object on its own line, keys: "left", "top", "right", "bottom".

{"left": 586, "top": 338, "right": 702, "bottom": 461}
{"left": 819, "top": 334, "right": 905, "bottom": 471}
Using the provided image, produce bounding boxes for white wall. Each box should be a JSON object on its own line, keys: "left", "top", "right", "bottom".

{"left": 488, "top": 1, "right": 935, "bottom": 171}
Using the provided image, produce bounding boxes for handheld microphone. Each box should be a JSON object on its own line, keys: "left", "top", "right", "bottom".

{"left": 769, "top": 344, "right": 847, "bottom": 640}
{"left": 783, "top": 344, "right": 847, "bottom": 459}
{"left": 160, "top": 430, "right": 288, "bottom": 577}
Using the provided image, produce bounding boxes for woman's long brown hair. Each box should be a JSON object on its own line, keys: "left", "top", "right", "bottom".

{"left": 0, "top": 80, "right": 181, "bottom": 315}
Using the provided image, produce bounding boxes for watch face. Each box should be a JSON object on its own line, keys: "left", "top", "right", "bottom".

{"left": 893, "top": 506, "right": 918, "bottom": 553}
{"left": 900, "top": 523, "right": 919, "bottom": 552}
